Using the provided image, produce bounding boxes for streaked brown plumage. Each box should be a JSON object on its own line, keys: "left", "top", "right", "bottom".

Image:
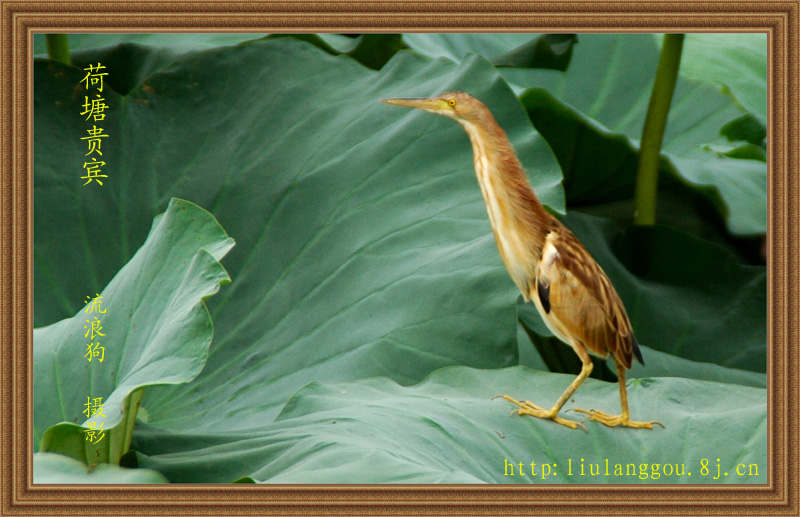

{"left": 382, "top": 91, "right": 661, "bottom": 430}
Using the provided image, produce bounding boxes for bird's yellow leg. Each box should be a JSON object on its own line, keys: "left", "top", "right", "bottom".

{"left": 572, "top": 359, "right": 664, "bottom": 429}
{"left": 497, "top": 357, "right": 593, "bottom": 431}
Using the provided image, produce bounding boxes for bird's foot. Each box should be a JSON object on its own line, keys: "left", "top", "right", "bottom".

{"left": 494, "top": 395, "right": 586, "bottom": 431}
{"left": 570, "top": 408, "right": 664, "bottom": 429}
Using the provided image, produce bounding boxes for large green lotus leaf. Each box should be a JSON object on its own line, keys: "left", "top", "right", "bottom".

{"left": 628, "top": 347, "right": 765, "bottom": 388}
{"left": 327, "top": 34, "right": 408, "bottom": 70}
{"left": 34, "top": 35, "right": 277, "bottom": 96}
{"left": 520, "top": 87, "right": 763, "bottom": 260}
{"left": 515, "top": 320, "right": 548, "bottom": 371}
{"left": 36, "top": 34, "right": 407, "bottom": 98}
{"left": 517, "top": 303, "right": 616, "bottom": 382}
{"left": 36, "top": 34, "right": 411, "bottom": 89}
{"left": 404, "top": 34, "right": 543, "bottom": 61}
{"left": 513, "top": 33, "right": 766, "bottom": 236}
{"left": 517, "top": 212, "right": 765, "bottom": 374}
{"left": 39, "top": 32, "right": 562, "bottom": 90}
{"left": 656, "top": 34, "right": 767, "bottom": 122}
{"left": 34, "top": 199, "right": 233, "bottom": 463}
{"left": 519, "top": 299, "right": 765, "bottom": 388}
{"left": 34, "top": 452, "right": 168, "bottom": 484}
{"left": 403, "top": 34, "right": 576, "bottom": 71}
{"left": 31, "top": 33, "right": 374, "bottom": 58}
{"left": 34, "top": 39, "right": 563, "bottom": 431}
{"left": 258, "top": 34, "right": 409, "bottom": 71}
{"left": 33, "top": 33, "right": 265, "bottom": 56}
{"left": 133, "top": 366, "right": 766, "bottom": 484}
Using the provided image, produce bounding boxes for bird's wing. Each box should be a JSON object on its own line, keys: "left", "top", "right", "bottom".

{"left": 534, "top": 222, "right": 638, "bottom": 368}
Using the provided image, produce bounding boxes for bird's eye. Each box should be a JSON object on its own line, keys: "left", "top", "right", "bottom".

{"left": 448, "top": 99, "right": 456, "bottom": 107}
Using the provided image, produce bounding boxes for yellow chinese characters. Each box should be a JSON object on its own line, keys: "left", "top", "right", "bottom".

{"left": 84, "top": 293, "right": 107, "bottom": 314}
{"left": 83, "top": 396, "right": 106, "bottom": 444}
{"left": 80, "top": 98, "right": 109, "bottom": 122}
{"left": 84, "top": 315, "right": 105, "bottom": 339}
{"left": 85, "top": 342, "right": 105, "bottom": 362}
{"left": 82, "top": 295, "right": 109, "bottom": 442}
{"left": 79, "top": 63, "right": 110, "bottom": 186}
{"left": 80, "top": 125, "right": 109, "bottom": 155}
{"left": 84, "top": 314, "right": 106, "bottom": 362}
{"left": 80, "top": 63, "right": 108, "bottom": 92}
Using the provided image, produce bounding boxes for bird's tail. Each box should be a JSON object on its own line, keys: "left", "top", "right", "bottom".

{"left": 631, "top": 334, "right": 645, "bottom": 366}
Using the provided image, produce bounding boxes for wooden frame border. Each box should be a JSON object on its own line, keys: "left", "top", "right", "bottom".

{"left": 2, "top": 1, "right": 796, "bottom": 515}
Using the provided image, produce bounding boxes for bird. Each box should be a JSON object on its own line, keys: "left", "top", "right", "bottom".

{"left": 381, "top": 91, "right": 662, "bottom": 430}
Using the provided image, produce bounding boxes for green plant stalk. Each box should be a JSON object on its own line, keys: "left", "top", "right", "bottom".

{"left": 45, "top": 34, "right": 71, "bottom": 65}
{"left": 117, "top": 388, "right": 144, "bottom": 463}
{"left": 634, "top": 34, "right": 684, "bottom": 225}
{"left": 84, "top": 388, "right": 146, "bottom": 466}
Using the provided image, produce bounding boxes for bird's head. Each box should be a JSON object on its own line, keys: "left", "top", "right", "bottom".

{"left": 380, "top": 91, "right": 488, "bottom": 125}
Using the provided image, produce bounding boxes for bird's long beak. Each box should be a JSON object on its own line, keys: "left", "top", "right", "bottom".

{"left": 380, "top": 97, "right": 445, "bottom": 111}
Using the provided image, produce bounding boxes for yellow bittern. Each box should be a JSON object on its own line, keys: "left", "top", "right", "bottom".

{"left": 382, "top": 92, "right": 662, "bottom": 431}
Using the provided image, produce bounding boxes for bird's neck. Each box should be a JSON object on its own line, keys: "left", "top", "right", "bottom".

{"left": 459, "top": 118, "right": 552, "bottom": 286}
